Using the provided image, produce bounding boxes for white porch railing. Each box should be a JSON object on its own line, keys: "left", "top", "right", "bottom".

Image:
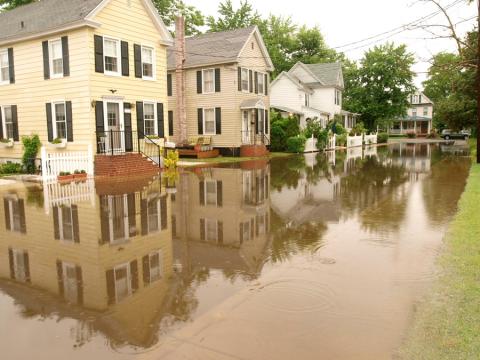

{"left": 364, "top": 134, "right": 378, "bottom": 145}
{"left": 41, "top": 145, "right": 94, "bottom": 182}
{"left": 347, "top": 135, "right": 363, "bottom": 148}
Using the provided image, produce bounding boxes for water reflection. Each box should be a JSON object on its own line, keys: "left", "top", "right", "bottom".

{"left": 0, "top": 143, "right": 471, "bottom": 359}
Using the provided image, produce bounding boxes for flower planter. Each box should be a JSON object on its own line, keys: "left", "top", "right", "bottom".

{"left": 58, "top": 174, "right": 74, "bottom": 182}
{"left": 74, "top": 173, "right": 88, "bottom": 181}
{"left": 0, "top": 140, "right": 14, "bottom": 148}
{"left": 48, "top": 140, "right": 67, "bottom": 149}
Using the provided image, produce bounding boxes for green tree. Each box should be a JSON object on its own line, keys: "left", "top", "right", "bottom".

{"left": 0, "top": 0, "right": 34, "bottom": 11}
{"left": 152, "top": 0, "right": 204, "bottom": 35}
{"left": 291, "top": 26, "right": 338, "bottom": 65}
{"left": 344, "top": 43, "right": 416, "bottom": 131}
{"left": 206, "top": 0, "right": 261, "bottom": 32}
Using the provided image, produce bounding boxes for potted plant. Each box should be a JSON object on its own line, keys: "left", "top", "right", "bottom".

{"left": 73, "top": 169, "right": 87, "bottom": 180}
{"left": 48, "top": 138, "right": 67, "bottom": 149}
{"left": 0, "top": 138, "right": 14, "bottom": 148}
{"left": 58, "top": 171, "right": 74, "bottom": 182}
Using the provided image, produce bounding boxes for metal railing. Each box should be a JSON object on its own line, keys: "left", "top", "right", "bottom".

{"left": 96, "top": 130, "right": 165, "bottom": 167}
{"left": 241, "top": 131, "right": 270, "bottom": 146}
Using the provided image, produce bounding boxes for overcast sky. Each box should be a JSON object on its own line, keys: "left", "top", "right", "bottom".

{"left": 186, "top": 0, "right": 476, "bottom": 87}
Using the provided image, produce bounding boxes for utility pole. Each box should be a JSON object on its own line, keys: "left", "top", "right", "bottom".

{"left": 477, "top": 0, "right": 480, "bottom": 163}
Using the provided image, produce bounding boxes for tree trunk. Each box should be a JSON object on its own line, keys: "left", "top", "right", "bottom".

{"left": 477, "top": 0, "right": 480, "bottom": 163}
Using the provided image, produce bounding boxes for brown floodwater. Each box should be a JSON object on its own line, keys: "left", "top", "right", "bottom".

{"left": 0, "top": 143, "right": 471, "bottom": 360}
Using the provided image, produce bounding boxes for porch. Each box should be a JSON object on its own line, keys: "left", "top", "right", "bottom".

{"left": 341, "top": 110, "right": 360, "bottom": 131}
{"left": 390, "top": 117, "right": 431, "bottom": 136}
{"left": 240, "top": 99, "right": 270, "bottom": 157}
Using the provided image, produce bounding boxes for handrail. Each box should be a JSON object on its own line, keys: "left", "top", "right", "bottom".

{"left": 141, "top": 133, "right": 164, "bottom": 168}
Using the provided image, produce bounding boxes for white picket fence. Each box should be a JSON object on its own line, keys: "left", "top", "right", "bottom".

{"left": 326, "top": 134, "right": 336, "bottom": 150}
{"left": 43, "top": 179, "right": 96, "bottom": 214}
{"left": 41, "top": 145, "right": 94, "bottom": 182}
{"left": 347, "top": 135, "right": 363, "bottom": 148}
{"left": 364, "top": 134, "right": 378, "bottom": 145}
{"left": 304, "top": 136, "right": 318, "bottom": 153}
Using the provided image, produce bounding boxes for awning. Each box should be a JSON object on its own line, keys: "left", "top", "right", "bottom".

{"left": 240, "top": 99, "right": 266, "bottom": 110}
{"left": 272, "top": 105, "right": 303, "bottom": 115}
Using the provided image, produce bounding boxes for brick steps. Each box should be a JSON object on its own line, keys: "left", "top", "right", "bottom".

{"left": 240, "top": 144, "right": 269, "bottom": 157}
{"left": 95, "top": 153, "right": 160, "bottom": 177}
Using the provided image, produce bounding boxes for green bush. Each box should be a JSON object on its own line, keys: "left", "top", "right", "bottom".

{"left": 0, "top": 162, "right": 22, "bottom": 174}
{"left": 327, "top": 119, "right": 347, "bottom": 135}
{"left": 270, "top": 110, "right": 300, "bottom": 152}
{"left": 336, "top": 134, "right": 347, "bottom": 147}
{"left": 22, "top": 135, "right": 41, "bottom": 174}
{"left": 316, "top": 129, "right": 330, "bottom": 150}
{"left": 377, "top": 133, "right": 389, "bottom": 144}
{"left": 286, "top": 135, "right": 306, "bottom": 153}
{"left": 426, "top": 130, "right": 438, "bottom": 139}
{"left": 406, "top": 131, "right": 416, "bottom": 139}
{"left": 350, "top": 122, "right": 366, "bottom": 136}
{"left": 271, "top": 123, "right": 287, "bottom": 151}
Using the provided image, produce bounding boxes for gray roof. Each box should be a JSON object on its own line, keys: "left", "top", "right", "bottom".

{"left": 167, "top": 26, "right": 256, "bottom": 70}
{"left": 0, "top": 0, "right": 103, "bottom": 43}
{"left": 303, "top": 63, "right": 342, "bottom": 86}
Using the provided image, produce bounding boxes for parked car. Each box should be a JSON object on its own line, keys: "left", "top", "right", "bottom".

{"left": 441, "top": 129, "right": 470, "bottom": 140}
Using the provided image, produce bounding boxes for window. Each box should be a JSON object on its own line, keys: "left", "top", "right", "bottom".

{"left": 241, "top": 67, "right": 249, "bottom": 91}
{"left": 204, "top": 180, "right": 217, "bottom": 206}
{"left": 0, "top": 49, "right": 9, "bottom": 84}
{"left": 258, "top": 72, "right": 265, "bottom": 94}
{"left": 2, "top": 106, "right": 14, "bottom": 140}
{"left": 258, "top": 109, "right": 265, "bottom": 134}
{"left": 5, "top": 198, "right": 22, "bottom": 232}
{"left": 335, "top": 90, "right": 341, "bottom": 106}
{"left": 256, "top": 214, "right": 267, "bottom": 235}
{"left": 148, "top": 251, "right": 162, "bottom": 282}
{"left": 241, "top": 220, "right": 251, "bottom": 242}
{"left": 147, "top": 197, "right": 161, "bottom": 233}
{"left": 114, "top": 263, "right": 131, "bottom": 302}
{"left": 141, "top": 45, "right": 154, "bottom": 79}
{"left": 203, "top": 108, "right": 216, "bottom": 135}
{"left": 412, "top": 109, "right": 417, "bottom": 117}
{"left": 104, "top": 38, "right": 120, "bottom": 75}
{"left": 49, "top": 39, "right": 63, "bottom": 78}
{"left": 204, "top": 219, "right": 218, "bottom": 242}
{"left": 61, "top": 262, "right": 80, "bottom": 303}
{"left": 12, "top": 249, "right": 28, "bottom": 282}
{"left": 107, "top": 195, "right": 130, "bottom": 244}
{"left": 52, "top": 102, "right": 67, "bottom": 139}
{"left": 202, "top": 69, "right": 215, "bottom": 93}
{"left": 143, "top": 102, "right": 156, "bottom": 136}
{"left": 57, "top": 205, "right": 74, "bottom": 241}
{"left": 305, "top": 93, "right": 310, "bottom": 107}
{"left": 423, "top": 107, "right": 428, "bottom": 116}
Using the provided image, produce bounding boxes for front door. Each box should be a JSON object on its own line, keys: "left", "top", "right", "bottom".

{"left": 242, "top": 110, "right": 250, "bottom": 144}
{"left": 105, "top": 101, "right": 124, "bottom": 153}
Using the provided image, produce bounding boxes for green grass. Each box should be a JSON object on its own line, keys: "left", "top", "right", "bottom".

{"left": 400, "top": 138, "right": 480, "bottom": 359}
{"left": 178, "top": 152, "right": 293, "bottom": 165}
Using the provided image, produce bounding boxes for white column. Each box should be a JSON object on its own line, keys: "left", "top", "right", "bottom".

{"left": 428, "top": 120, "right": 431, "bottom": 133}
{"left": 400, "top": 121, "right": 403, "bottom": 134}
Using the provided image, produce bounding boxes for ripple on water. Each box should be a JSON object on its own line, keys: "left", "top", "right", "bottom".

{"left": 252, "top": 278, "right": 336, "bottom": 314}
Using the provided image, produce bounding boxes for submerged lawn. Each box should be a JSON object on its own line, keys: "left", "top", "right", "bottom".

{"left": 178, "top": 152, "right": 292, "bottom": 165}
{"left": 401, "top": 140, "right": 480, "bottom": 359}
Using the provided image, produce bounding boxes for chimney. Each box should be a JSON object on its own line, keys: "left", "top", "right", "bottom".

{"left": 175, "top": 16, "right": 187, "bottom": 144}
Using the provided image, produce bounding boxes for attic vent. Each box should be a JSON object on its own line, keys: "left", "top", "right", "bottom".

{"left": 251, "top": 42, "right": 254, "bottom": 50}
{"left": 20, "top": 21, "right": 25, "bottom": 29}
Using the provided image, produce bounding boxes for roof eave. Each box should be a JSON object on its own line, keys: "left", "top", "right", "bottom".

{"left": 238, "top": 26, "right": 274, "bottom": 72}
{"left": 167, "top": 59, "right": 238, "bottom": 72}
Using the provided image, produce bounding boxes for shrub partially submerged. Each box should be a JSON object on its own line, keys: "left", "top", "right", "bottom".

{"left": 286, "top": 135, "right": 306, "bottom": 153}
{"left": 377, "top": 133, "right": 389, "bottom": 143}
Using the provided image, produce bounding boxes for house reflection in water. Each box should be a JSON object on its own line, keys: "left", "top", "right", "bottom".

{"left": 0, "top": 161, "right": 272, "bottom": 351}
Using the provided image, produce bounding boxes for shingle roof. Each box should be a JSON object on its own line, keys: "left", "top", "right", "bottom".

{"left": 167, "top": 26, "right": 256, "bottom": 70}
{"left": 302, "top": 62, "right": 342, "bottom": 87}
{"left": 0, "top": 0, "right": 103, "bottom": 43}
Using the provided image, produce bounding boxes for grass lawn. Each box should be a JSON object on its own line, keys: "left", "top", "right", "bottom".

{"left": 178, "top": 152, "right": 293, "bottom": 164}
{"left": 400, "top": 139, "right": 480, "bottom": 359}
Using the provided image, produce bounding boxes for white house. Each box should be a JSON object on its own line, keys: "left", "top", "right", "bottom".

{"left": 270, "top": 62, "right": 358, "bottom": 130}
{"left": 390, "top": 91, "right": 434, "bottom": 135}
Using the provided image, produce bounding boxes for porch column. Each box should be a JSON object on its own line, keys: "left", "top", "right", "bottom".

{"left": 427, "top": 120, "right": 431, "bottom": 134}
{"left": 400, "top": 121, "right": 403, "bottom": 134}
{"left": 414, "top": 121, "right": 417, "bottom": 133}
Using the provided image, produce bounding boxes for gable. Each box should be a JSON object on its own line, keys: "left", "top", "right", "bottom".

{"left": 289, "top": 63, "right": 319, "bottom": 85}
{"left": 238, "top": 28, "right": 274, "bottom": 71}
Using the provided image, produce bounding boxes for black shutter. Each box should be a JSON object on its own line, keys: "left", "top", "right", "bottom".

{"left": 238, "top": 67, "right": 242, "bottom": 91}
{"left": 127, "top": 193, "right": 136, "bottom": 237}
{"left": 18, "top": 199, "right": 26, "bottom": 233}
{"left": 56, "top": 260, "right": 64, "bottom": 295}
{"left": 254, "top": 71, "right": 258, "bottom": 94}
{"left": 256, "top": 109, "right": 260, "bottom": 134}
{"left": 8, "top": 248, "right": 14, "bottom": 279}
{"left": 72, "top": 205, "right": 80, "bottom": 243}
{"left": 95, "top": 101, "right": 104, "bottom": 152}
{"left": 76, "top": 265, "right": 83, "bottom": 305}
{"left": 265, "top": 110, "right": 269, "bottom": 134}
{"left": 53, "top": 206, "right": 60, "bottom": 239}
{"left": 217, "top": 221, "right": 223, "bottom": 244}
{"left": 124, "top": 103, "right": 133, "bottom": 152}
{"left": 249, "top": 70, "right": 253, "bottom": 92}
{"left": 157, "top": 103, "right": 165, "bottom": 138}
{"left": 61, "top": 36, "right": 70, "bottom": 76}
{"left": 121, "top": 41, "right": 129, "bottom": 76}
{"left": 94, "top": 35, "right": 104, "bottom": 73}
{"left": 130, "top": 260, "right": 139, "bottom": 292}
{"left": 11, "top": 105, "right": 18, "bottom": 141}
{"left": 168, "top": 111, "right": 173, "bottom": 136}
{"left": 0, "top": 106, "right": 3, "bottom": 139}
{"left": 160, "top": 195, "right": 167, "bottom": 230}
{"left": 200, "top": 218, "right": 205, "bottom": 241}
{"left": 197, "top": 108, "right": 203, "bottom": 135}
{"left": 106, "top": 269, "right": 115, "bottom": 305}
{"left": 199, "top": 181, "right": 205, "bottom": 206}
{"left": 215, "top": 107, "right": 221, "bottom": 135}
{"left": 8, "top": 48, "right": 15, "bottom": 83}
{"left": 215, "top": 68, "right": 221, "bottom": 92}
{"left": 197, "top": 70, "right": 202, "bottom": 94}
{"left": 66, "top": 101, "right": 73, "bottom": 142}
{"left": 217, "top": 181, "right": 223, "bottom": 207}
{"left": 265, "top": 74, "right": 268, "bottom": 95}
{"left": 136, "top": 101, "right": 144, "bottom": 138}
{"left": 134, "top": 44, "right": 142, "bottom": 78}
{"left": 4, "top": 198, "right": 11, "bottom": 231}
{"left": 42, "top": 41, "right": 50, "bottom": 79}
{"left": 141, "top": 198, "right": 148, "bottom": 235}
{"left": 100, "top": 196, "right": 110, "bottom": 245}
{"left": 46, "top": 103, "right": 53, "bottom": 142}
{"left": 142, "top": 255, "right": 150, "bottom": 286}
{"left": 167, "top": 73, "right": 172, "bottom": 96}
{"left": 24, "top": 252, "right": 30, "bottom": 282}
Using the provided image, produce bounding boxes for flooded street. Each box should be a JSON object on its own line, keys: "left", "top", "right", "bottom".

{"left": 0, "top": 143, "right": 471, "bottom": 360}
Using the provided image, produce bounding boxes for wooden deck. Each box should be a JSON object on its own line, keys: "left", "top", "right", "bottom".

{"left": 177, "top": 148, "right": 220, "bottom": 159}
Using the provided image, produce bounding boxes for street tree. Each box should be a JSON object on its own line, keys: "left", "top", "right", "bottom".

{"left": 0, "top": 0, "right": 34, "bottom": 11}
{"left": 152, "top": 0, "right": 204, "bottom": 35}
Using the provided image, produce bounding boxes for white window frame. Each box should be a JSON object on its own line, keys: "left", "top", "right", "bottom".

{"left": 203, "top": 108, "right": 216, "bottom": 135}
{"left": 62, "top": 261, "right": 79, "bottom": 302}
{"left": 203, "top": 179, "right": 218, "bottom": 206}
{"left": 143, "top": 101, "right": 157, "bottom": 136}
{"left": 56, "top": 205, "right": 74, "bottom": 242}
{"left": 204, "top": 218, "right": 218, "bottom": 242}
{"left": 240, "top": 67, "right": 249, "bottom": 92}
{"left": 335, "top": 89, "right": 341, "bottom": 106}
{"left": 147, "top": 196, "right": 161, "bottom": 234}
{"left": 1, "top": 105, "right": 14, "bottom": 140}
{"left": 113, "top": 262, "right": 132, "bottom": 302}
{"left": 412, "top": 109, "right": 417, "bottom": 117}
{"left": 141, "top": 44, "right": 156, "bottom": 80}
{"left": 202, "top": 68, "right": 215, "bottom": 94}
{"left": 0, "top": 48, "right": 9, "bottom": 85}
{"left": 107, "top": 194, "right": 130, "bottom": 244}
{"left": 12, "top": 248, "right": 27, "bottom": 282}
{"left": 257, "top": 108, "right": 266, "bottom": 134}
{"left": 48, "top": 38, "right": 64, "bottom": 79}
{"left": 423, "top": 106, "right": 429, "bottom": 116}
{"left": 6, "top": 198, "right": 22, "bottom": 233}
{"left": 257, "top": 71, "right": 266, "bottom": 95}
{"left": 241, "top": 220, "right": 251, "bottom": 241}
{"left": 103, "top": 37, "right": 121, "bottom": 76}
{"left": 51, "top": 100, "right": 67, "bottom": 140}
{"left": 148, "top": 250, "right": 163, "bottom": 283}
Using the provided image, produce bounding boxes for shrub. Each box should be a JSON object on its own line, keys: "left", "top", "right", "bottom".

{"left": 22, "top": 135, "right": 41, "bottom": 174}
{"left": 351, "top": 122, "right": 366, "bottom": 136}
{"left": 164, "top": 150, "right": 179, "bottom": 169}
{"left": 336, "top": 134, "right": 347, "bottom": 147}
{"left": 315, "top": 129, "right": 330, "bottom": 150}
{"left": 270, "top": 123, "right": 287, "bottom": 151}
{"left": 303, "top": 119, "right": 323, "bottom": 139}
{"left": 377, "top": 133, "right": 389, "bottom": 144}
{"left": 286, "top": 135, "right": 306, "bottom": 153}
{"left": 0, "top": 162, "right": 22, "bottom": 174}
{"left": 406, "top": 131, "right": 416, "bottom": 139}
{"left": 426, "top": 130, "right": 438, "bottom": 139}
{"left": 50, "top": 138, "right": 63, "bottom": 144}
